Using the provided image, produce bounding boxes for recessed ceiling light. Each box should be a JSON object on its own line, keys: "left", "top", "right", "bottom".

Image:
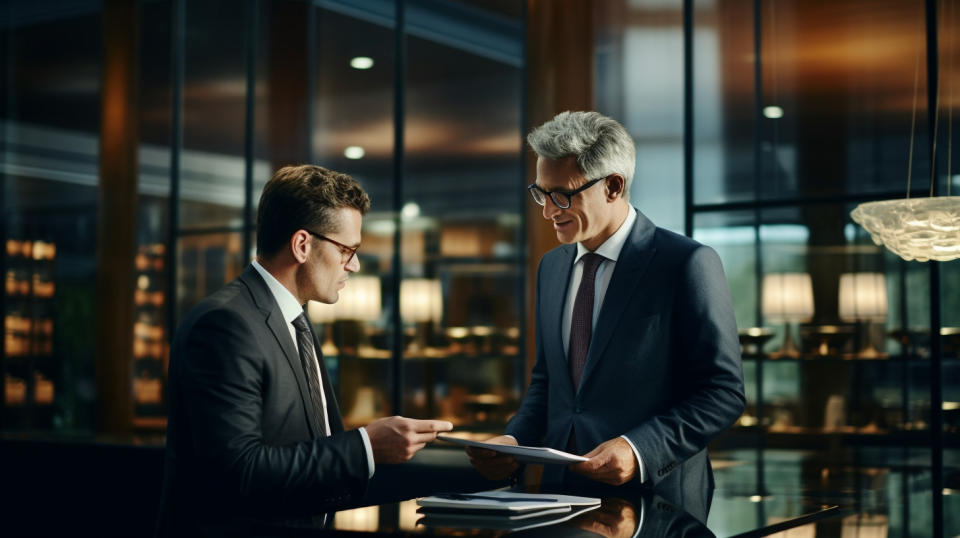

{"left": 401, "top": 202, "right": 420, "bottom": 220}
{"left": 344, "top": 146, "right": 365, "bottom": 159}
{"left": 763, "top": 105, "right": 784, "bottom": 119}
{"left": 350, "top": 56, "right": 374, "bottom": 70}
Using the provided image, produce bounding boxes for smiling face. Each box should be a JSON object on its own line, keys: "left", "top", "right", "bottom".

{"left": 296, "top": 207, "right": 362, "bottom": 304}
{"left": 535, "top": 156, "right": 624, "bottom": 251}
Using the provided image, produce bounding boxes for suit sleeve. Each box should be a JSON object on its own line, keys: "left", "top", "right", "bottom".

{"left": 625, "top": 245, "right": 745, "bottom": 485}
{"left": 504, "top": 258, "right": 549, "bottom": 445}
{"left": 176, "top": 308, "right": 369, "bottom": 510}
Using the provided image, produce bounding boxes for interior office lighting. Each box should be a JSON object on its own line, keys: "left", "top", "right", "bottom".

{"left": 852, "top": 198, "right": 960, "bottom": 261}
{"left": 344, "top": 146, "right": 365, "bottom": 159}
{"left": 350, "top": 56, "right": 374, "bottom": 70}
{"left": 852, "top": 28, "right": 960, "bottom": 261}
{"left": 763, "top": 105, "right": 784, "bottom": 119}
{"left": 401, "top": 202, "right": 420, "bottom": 221}
{"left": 334, "top": 276, "right": 382, "bottom": 321}
{"left": 400, "top": 279, "right": 443, "bottom": 324}
{"left": 838, "top": 273, "right": 888, "bottom": 357}
{"left": 762, "top": 273, "right": 814, "bottom": 357}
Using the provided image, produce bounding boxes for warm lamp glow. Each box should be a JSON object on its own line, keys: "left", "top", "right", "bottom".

{"left": 762, "top": 273, "right": 814, "bottom": 322}
{"left": 334, "top": 276, "right": 381, "bottom": 321}
{"left": 762, "top": 273, "right": 814, "bottom": 357}
{"left": 400, "top": 279, "right": 443, "bottom": 323}
{"left": 839, "top": 272, "right": 888, "bottom": 357}
{"left": 306, "top": 300, "right": 336, "bottom": 323}
{"left": 838, "top": 273, "right": 887, "bottom": 322}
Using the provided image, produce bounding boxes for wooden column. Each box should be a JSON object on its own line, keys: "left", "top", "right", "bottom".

{"left": 95, "top": 0, "right": 140, "bottom": 433}
{"left": 524, "top": 0, "right": 594, "bottom": 376}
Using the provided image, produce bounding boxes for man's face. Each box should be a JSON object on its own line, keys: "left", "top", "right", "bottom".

{"left": 535, "top": 156, "right": 612, "bottom": 247}
{"left": 298, "top": 207, "right": 362, "bottom": 304}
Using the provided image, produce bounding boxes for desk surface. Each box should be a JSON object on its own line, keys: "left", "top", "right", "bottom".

{"left": 231, "top": 482, "right": 843, "bottom": 537}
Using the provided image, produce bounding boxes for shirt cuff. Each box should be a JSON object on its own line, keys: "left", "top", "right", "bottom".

{"left": 358, "top": 427, "right": 375, "bottom": 478}
{"left": 620, "top": 434, "right": 644, "bottom": 483}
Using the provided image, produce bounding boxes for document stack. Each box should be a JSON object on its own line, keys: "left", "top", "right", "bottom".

{"left": 416, "top": 490, "right": 601, "bottom": 532}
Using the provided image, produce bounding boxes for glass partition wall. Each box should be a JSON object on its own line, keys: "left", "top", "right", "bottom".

{"left": 0, "top": 0, "right": 525, "bottom": 436}
{"left": 596, "top": 0, "right": 956, "bottom": 535}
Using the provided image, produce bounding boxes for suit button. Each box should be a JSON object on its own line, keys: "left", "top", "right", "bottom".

{"left": 574, "top": 407, "right": 581, "bottom": 414}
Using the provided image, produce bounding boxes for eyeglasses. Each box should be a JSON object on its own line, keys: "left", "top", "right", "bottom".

{"left": 527, "top": 176, "right": 606, "bottom": 209}
{"left": 305, "top": 230, "right": 360, "bottom": 265}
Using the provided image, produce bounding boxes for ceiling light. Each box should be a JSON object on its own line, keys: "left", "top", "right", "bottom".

{"left": 350, "top": 56, "right": 374, "bottom": 70}
{"left": 344, "top": 146, "right": 365, "bottom": 159}
{"left": 401, "top": 202, "right": 420, "bottom": 220}
{"left": 763, "top": 106, "right": 784, "bottom": 119}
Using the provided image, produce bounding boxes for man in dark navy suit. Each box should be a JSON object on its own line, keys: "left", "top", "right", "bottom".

{"left": 468, "top": 111, "right": 744, "bottom": 521}
{"left": 157, "top": 165, "right": 452, "bottom": 536}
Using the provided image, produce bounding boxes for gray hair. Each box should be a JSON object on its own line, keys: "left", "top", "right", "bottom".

{"left": 527, "top": 111, "right": 635, "bottom": 201}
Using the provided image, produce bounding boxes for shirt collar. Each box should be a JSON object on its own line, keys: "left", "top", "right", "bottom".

{"left": 251, "top": 260, "right": 305, "bottom": 325}
{"left": 575, "top": 205, "right": 637, "bottom": 264}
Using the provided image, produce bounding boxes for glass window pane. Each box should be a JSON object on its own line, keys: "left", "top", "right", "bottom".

{"left": 179, "top": 0, "right": 248, "bottom": 230}
{"left": 1, "top": 9, "right": 102, "bottom": 432}
{"left": 596, "top": 0, "right": 685, "bottom": 233}
{"left": 403, "top": 10, "right": 524, "bottom": 428}
{"left": 309, "top": 7, "right": 397, "bottom": 425}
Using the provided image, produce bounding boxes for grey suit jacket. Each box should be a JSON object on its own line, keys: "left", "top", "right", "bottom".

{"left": 506, "top": 209, "right": 745, "bottom": 513}
{"left": 156, "top": 265, "right": 369, "bottom": 536}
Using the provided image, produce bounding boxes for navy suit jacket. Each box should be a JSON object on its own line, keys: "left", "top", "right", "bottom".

{"left": 156, "top": 266, "right": 369, "bottom": 536}
{"left": 505, "top": 209, "right": 745, "bottom": 514}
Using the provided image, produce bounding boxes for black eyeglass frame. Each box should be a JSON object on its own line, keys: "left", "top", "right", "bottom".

{"left": 527, "top": 176, "right": 607, "bottom": 209}
{"left": 305, "top": 229, "right": 360, "bottom": 265}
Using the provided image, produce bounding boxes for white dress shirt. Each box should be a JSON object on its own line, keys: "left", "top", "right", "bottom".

{"left": 560, "top": 206, "right": 646, "bottom": 483}
{"left": 252, "top": 261, "right": 375, "bottom": 478}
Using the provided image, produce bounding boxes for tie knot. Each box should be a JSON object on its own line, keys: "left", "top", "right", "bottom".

{"left": 581, "top": 253, "right": 605, "bottom": 279}
{"left": 292, "top": 312, "right": 311, "bottom": 333}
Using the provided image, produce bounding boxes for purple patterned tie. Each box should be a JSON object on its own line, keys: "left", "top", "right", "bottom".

{"left": 568, "top": 253, "right": 605, "bottom": 390}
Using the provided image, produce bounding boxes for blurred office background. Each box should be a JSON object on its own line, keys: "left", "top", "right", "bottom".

{"left": 1, "top": 0, "right": 959, "bottom": 535}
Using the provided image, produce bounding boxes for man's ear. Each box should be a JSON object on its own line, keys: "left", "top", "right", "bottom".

{"left": 290, "top": 230, "right": 311, "bottom": 263}
{"left": 605, "top": 175, "right": 625, "bottom": 201}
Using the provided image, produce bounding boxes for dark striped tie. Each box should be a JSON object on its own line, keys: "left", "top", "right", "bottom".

{"left": 292, "top": 313, "right": 329, "bottom": 437}
{"left": 568, "top": 253, "right": 605, "bottom": 390}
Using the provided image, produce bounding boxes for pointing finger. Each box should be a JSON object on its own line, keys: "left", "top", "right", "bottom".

{"left": 410, "top": 419, "right": 454, "bottom": 432}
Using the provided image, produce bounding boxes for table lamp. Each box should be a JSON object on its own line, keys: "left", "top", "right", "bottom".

{"left": 401, "top": 278, "right": 443, "bottom": 351}
{"left": 838, "top": 272, "right": 887, "bottom": 358}
{"left": 762, "top": 272, "right": 814, "bottom": 357}
{"left": 332, "top": 276, "right": 382, "bottom": 355}
{"left": 307, "top": 300, "right": 338, "bottom": 356}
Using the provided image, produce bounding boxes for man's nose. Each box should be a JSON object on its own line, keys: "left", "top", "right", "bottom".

{"left": 542, "top": 197, "right": 562, "bottom": 220}
{"left": 345, "top": 255, "right": 360, "bottom": 272}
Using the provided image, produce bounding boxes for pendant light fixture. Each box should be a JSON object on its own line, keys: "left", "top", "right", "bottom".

{"left": 852, "top": 4, "right": 960, "bottom": 262}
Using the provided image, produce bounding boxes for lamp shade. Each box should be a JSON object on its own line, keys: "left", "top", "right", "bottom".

{"left": 306, "top": 300, "right": 336, "bottom": 323}
{"left": 334, "top": 276, "right": 381, "bottom": 321}
{"left": 762, "top": 272, "right": 814, "bottom": 323}
{"left": 838, "top": 272, "right": 887, "bottom": 322}
{"left": 400, "top": 278, "right": 443, "bottom": 323}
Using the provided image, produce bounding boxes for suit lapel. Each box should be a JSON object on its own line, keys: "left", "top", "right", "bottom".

{"left": 577, "top": 211, "right": 658, "bottom": 392}
{"left": 542, "top": 245, "right": 576, "bottom": 395}
{"left": 239, "top": 266, "right": 323, "bottom": 438}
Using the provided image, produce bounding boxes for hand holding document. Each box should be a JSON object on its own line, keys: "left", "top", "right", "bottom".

{"left": 439, "top": 434, "right": 588, "bottom": 465}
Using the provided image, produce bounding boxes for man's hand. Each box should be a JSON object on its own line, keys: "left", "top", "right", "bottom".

{"left": 570, "top": 498, "right": 639, "bottom": 538}
{"left": 465, "top": 435, "right": 519, "bottom": 481}
{"left": 569, "top": 437, "right": 637, "bottom": 485}
{"left": 365, "top": 416, "right": 453, "bottom": 464}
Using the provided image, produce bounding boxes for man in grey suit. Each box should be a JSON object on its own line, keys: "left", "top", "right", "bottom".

{"left": 158, "top": 165, "right": 452, "bottom": 536}
{"left": 468, "top": 111, "right": 745, "bottom": 520}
